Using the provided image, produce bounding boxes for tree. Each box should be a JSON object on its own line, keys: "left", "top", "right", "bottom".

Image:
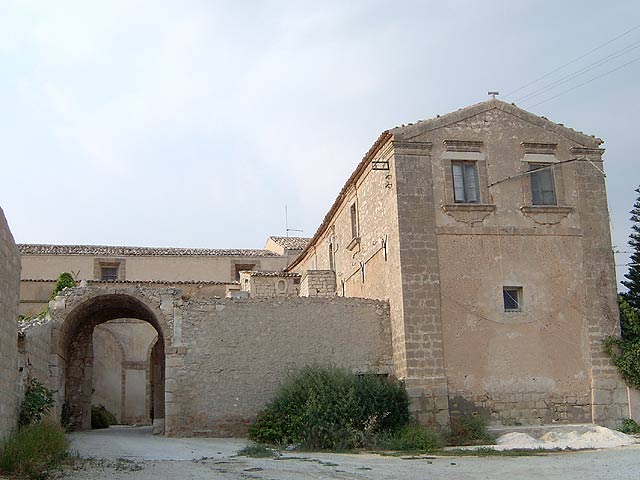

{"left": 622, "top": 186, "right": 640, "bottom": 310}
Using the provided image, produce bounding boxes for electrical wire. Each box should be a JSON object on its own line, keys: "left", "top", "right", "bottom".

{"left": 504, "top": 23, "right": 640, "bottom": 98}
{"left": 527, "top": 55, "right": 640, "bottom": 108}
{"left": 515, "top": 39, "right": 640, "bottom": 104}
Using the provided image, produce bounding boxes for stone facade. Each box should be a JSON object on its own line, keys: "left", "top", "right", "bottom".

{"left": 22, "top": 285, "right": 392, "bottom": 436}
{"left": 0, "top": 207, "right": 20, "bottom": 439}
{"left": 289, "top": 99, "right": 627, "bottom": 428}
{"left": 299, "top": 270, "right": 337, "bottom": 297}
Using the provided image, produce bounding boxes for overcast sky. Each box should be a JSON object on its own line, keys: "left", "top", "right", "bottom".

{"left": 0, "top": 1, "right": 638, "bottom": 288}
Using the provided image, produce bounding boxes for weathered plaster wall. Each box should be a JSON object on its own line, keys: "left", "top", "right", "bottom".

{"left": 20, "top": 254, "right": 288, "bottom": 283}
{"left": 92, "top": 326, "right": 124, "bottom": 421}
{"left": 20, "top": 280, "right": 229, "bottom": 317}
{"left": 0, "top": 207, "right": 20, "bottom": 438}
{"left": 170, "top": 296, "right": 392, "bottom": 436}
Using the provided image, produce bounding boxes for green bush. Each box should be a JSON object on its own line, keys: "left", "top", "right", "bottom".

{"left": 237, "top": 443, "right": 279, "bottom": 458}
{"left": 50, "top": 272, "right": 76, "bottom": 300}
{"left": 619, "top": 418, "right": 640, "bottom": 435}
{"left": 447, "top": 414, "right": 494, "bottom": 446}
{"left": 0, "top": 421, "right": 69, "bottom": 479}
{"left": 248, "top": 366, "right": 410, "bottom": 450}
{"left": 19, "top": 379, "right": 56, "bottom": 428}
{"left": 377, "top": 423, "right": 444, "bottom": 452}
{"left": 91, "top": 405, "right": 117, "bottom": 429}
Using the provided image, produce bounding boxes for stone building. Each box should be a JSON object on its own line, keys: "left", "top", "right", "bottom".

{"left": 288, "top": 99, "right": 627, "bottom": 427}
{"left": 0, "top": 207, "right": 20, "bottom": 439}
{"left": 17, "top": 240, "right": 306, "bottom": 425}
{"left": 13, "top": 99, "right": 629, "bottom": 434}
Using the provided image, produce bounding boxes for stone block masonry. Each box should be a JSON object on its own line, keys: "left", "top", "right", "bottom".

{"left": 300, "top": 270, "right": 336, "bottom": 297}
{"left": 0, "top": 207, "right": 20, "bottom": 439}
{"left": 170, "top": 296, "right": 391, "bottom": 436}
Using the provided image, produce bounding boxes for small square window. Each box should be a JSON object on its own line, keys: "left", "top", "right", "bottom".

{"left": 100, "top": 266, "right": 119, "bottom": 281}
{"left": 529, "top": 163, "right": 556, "bottom": 205}
{"left": 503, "top": 287, "right": 522, "bottom": 312}
{"left": 452, "top": 161, "right": 479, "bottom": 203}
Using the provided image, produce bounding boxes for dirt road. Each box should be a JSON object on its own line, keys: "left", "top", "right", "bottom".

{"left": 58, "top": 426, "right": 640, "bottom": 480}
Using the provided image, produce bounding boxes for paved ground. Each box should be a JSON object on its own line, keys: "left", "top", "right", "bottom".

{"left": 58, "top": 426, "right": 640, "bottom": 480}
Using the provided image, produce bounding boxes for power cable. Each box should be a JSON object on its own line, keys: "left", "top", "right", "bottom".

{"left": 527, "top": 55, "right": 640, "bottom": 108}
{"left": 504, "top": 23, "right": 640, "bottom": 98}
{"left": 515, "top": 39, "right": 640, "bottom": 104}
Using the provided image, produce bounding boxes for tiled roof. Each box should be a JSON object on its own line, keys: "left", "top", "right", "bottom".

{"left": 268, "top": 236, "right": 311, "bottom": 250}
{"left": 18, "top": 244, "right": 281, "bottom": 258}
{"left": 21, "top": 278, "right": 238, "bottom": 285}
{"left": 243, "top": 271, "right": 301, "bottom": 278}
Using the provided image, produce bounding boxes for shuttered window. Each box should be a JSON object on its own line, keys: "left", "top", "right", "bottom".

{"left": 529, "top": 163, "right": 557, "bottom": 205}
{"left": 452, "top": 161, "right": 479, "bottom": 203}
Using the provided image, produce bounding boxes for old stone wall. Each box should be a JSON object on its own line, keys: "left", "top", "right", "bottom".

{"left": 0, "top": 207, "right": 20, "bottom": 438}
{"left": 169, "top": 296, "right": 392, "bottom": 436}
{"left": 299, "top": 270, "right": 336, "bottom": 297}
{"left": 239, "top": 272, "right": 300, "bottom": 298}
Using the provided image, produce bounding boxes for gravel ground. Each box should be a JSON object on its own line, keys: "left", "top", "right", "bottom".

{"left": 55, "top": 426, "right": 640, "bottom": 480}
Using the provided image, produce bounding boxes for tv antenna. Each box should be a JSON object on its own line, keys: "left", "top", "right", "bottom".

{"left": 488, "top": 91, "right": 500, "bottom": 99}
{"left": 285, "top": 205, "right": 303, "bottom": 238}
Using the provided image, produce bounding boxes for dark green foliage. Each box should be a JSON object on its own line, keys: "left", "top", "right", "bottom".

{"left": 19, "top": 378, "right": 55, "bottom": 428}
{"left": 619, "top": 418, "right": 640, "bottom": 435}
{"left": 377, "top": 424, "right": 444, "bottom": 452}
{"left": 237, "top": 443, "right": 279, "bottom": 458}
{"left": 604, "top": 297, "right": 640, "bottom": 390}
{"left": 248, "top": 366, "right": 410, "bottom": 450}
{"left": 0, "top": 421, "right": 69, "bottom": 479}
{"left": 91, "top": 405, "right": 117, "bottom": 429}
{"left": 447, "top": 414, "right": 494, "bottom": 446}
{"left": 622, "top": 186, "right": 640, "bottom": 310}
{"left": 50, "top": 272, "right": 76, "bottom": 300}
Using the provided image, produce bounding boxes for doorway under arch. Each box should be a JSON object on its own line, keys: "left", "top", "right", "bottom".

{"left": 57, "top": 293, "right": 166, "bottom": 432}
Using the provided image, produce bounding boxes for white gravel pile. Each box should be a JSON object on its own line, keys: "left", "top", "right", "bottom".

{"left": 494, "top": 425, "right": 637, "bottom": 450}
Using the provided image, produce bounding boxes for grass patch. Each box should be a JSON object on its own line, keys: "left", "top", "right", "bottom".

{"left": 446, "top": 415, "right": 494, "bottom": 446}
{"left": 237, "top": 443, "right": 280, "bottom": 458}
{"left": 0, "top": 421, "right": 69, "bottom": 479}
{"left": 376, "top": 424, "right": 444, "bottom": 453}
{"left": 443, "top": 447, "right": 553, "bottom": 457}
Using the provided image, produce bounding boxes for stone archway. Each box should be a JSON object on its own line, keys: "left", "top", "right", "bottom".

{"left": 49, "top": 288, "right": 174, "bottom": 433}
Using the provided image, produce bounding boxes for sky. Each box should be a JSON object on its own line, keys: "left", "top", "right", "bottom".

{"left": 0, "top": 0, "right": 638, "bottom": 288}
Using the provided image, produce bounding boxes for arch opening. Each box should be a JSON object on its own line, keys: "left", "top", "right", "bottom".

{"left": 60, "top": 294, "right": 166, "bottom": 433}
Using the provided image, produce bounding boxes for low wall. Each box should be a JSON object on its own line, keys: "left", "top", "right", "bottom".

{"left": 0, "top": 208, "right": 20, "bottom": 439}
{"left": 168, "top": 296, "right": 392, "bottom": 436}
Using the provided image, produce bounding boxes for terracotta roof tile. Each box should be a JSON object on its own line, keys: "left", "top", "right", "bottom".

{"left": 18, "top": 244, "right": 280, "bottom": 258}
{"left": 267, "top": 236, "right": 311, "bottom": 250}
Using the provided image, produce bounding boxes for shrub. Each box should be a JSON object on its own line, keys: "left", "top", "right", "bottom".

{"left": 248, "top": 366, "right": 410, "bottom": 450}
{"left": 377, "top": 423, "right": 444, "bottom": 452}
{"left": 0, "top": 421, "right": 69, "bottom": 479}
{"left": 19, "top": 378, "right": 56, "bottom": 428}
{"left": 91, "top": 405, "right": 117, "bottom": 429}
{"left": 619, "top": 418, "right": 640, "bottom": 435}
{"left": 50, "top": 272, "right": 76, "bottom": 300}
{"left": 447, "top": 414, "right": 494, "bottom": 446}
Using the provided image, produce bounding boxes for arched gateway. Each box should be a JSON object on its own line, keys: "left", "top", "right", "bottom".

{"left": 48, "top": 286, "right": 180, "bottom": 435}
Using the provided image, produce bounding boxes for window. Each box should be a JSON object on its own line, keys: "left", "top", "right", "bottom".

{"left": 529, "top": 163, "right": 556, "bottom": 205}
{"left": 452, "top": 161, "right": 479, "bottom": 203}
{"left": 350, "top": 203, "right": 358, "bottom": 239}
{"left": 328, "top": 241, "right": 335, "bottom": 271}
{"left": 503, "top": 287, "right": 523, "bottom": 312}
{"left": 100, "top": 266, "right": 118, "bottom": 281}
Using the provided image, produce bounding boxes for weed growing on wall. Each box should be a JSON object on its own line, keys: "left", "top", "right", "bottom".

{"left": 248, "top": 365, "right": 410, "bottom": 450}
{"left": 18, "top": 378, "right": 55, "bottom": 428}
